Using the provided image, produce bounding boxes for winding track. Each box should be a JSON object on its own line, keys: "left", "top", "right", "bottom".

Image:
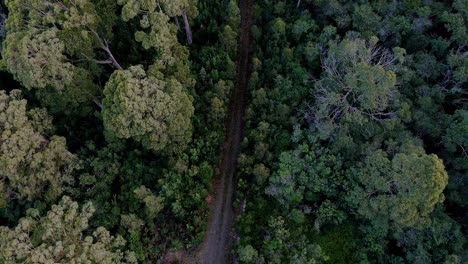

{"left": 199, "top": 0, "right": 254, "bottom": 263}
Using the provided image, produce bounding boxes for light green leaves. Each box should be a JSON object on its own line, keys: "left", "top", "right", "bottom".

{"left": 0, "top": 90, "right": 77, "bottom": 207}
{"left": 117, "top": 0, "right": 196, "bottom": 63}
{"left": 2, "top": 0, "right": 100, "bottom": 94}
{"left": 102, "top": 65, "right": 194, "bottom": 153}
{"left": 348, "top": 149, "right": 448, "bottom": 231}
{"left": 134, "top": 11, "right": 177, "bottom": 63}
{"left": 309, "top": 38, "right": 400, "bottom": 139}
{"left": 118, "top": 0, "right": 158, "bottom": 21}
{"left": 0, "top": 196, "right": 137, "bottom": 263}
{"left": 3, "top": 29, "right": 75, "bottom": 90}
{"left": 134, "top": 185, "right": 164, "bottom": 220}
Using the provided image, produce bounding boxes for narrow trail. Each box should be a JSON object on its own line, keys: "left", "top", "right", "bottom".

{"left": 199, "top": 0, "right": 254, "bottom": 263}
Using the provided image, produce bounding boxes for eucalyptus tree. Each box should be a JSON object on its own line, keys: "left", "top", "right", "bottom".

{"left": 3, "top": 0, "right": 196, "bottom": 154}
{"left": 2, "top": 0, "right": 120, "bottom": 108}
{"left": 0, "top": 90, "right": 77, "bottom": 207}
{"left": 102, "top": 65, "right": 194, "bottom": 153}
{"left": 0, "top": 196, "right": 137, "bottom": 263}
{"left": 118, "top": 0, "right": 198, "bottom": 47}
{"left": 347, "top": 147, "right": 448, "bottom": 234}
{"left": 307, "top": 37, "right": 399, "bottom": 139}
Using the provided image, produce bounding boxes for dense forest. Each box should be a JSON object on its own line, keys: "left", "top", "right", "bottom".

{"left": 0, "top": 0, "right": 466, "bottom": 263}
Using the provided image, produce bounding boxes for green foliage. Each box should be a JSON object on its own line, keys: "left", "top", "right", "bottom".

{"left": 311, "top": 224, "right": 360, "bottom": 264}
{"left": 102, "top": 65, "right": 194, "bottom": 153}
{"left": 442, "top": 0, "right": 468, "bottom": 45}
{"left": 260, "top": 216, "right": 324, "bottom": 264}
{"left": 73, "top": 145, "right": 124, "bottom": 228}
{"left": 236, "top": 1, "right": 468, "bottom": 262}
{"left": 266, "top": 141, "right": 342, "bottom": 208}
{"left": 1, "top": 0, "right": 468, "bottom": 262}
{"left": 238, "top": 245, "right": 259, "bottom": 263}
{"left": 117, "top": 0, "right": 197, "bottom": 64}
{"left": 309, "top": 38, "right": 399, "bottom": 139}
{"left": 443, "top": 110, "right": 468, "bottom": 169}
{"left": 0, "top": 90, "right": 77, "bottom": 207}
{"left": 394, "top": 208, "right": 466, "bottom": 263}
{"left": 347, "top": 148, "right": 448, "bottom": 232}
{"left": 0, "top": 196, "right": 137, "bottom": 263}
{"left": 220, "top": 25, "right": 238, "bottom": 56}
{"left": 134, "top": 185, "right": 164, "bottom": 220}
{"left": 2, "top": 0, "right": 98, "bottom": 91}
{"left": 316, "top": 200, "right": 347, "bottom": 226}
{"left": 120, "top": 214, "right": 145, "bottom": 260}
{"left": 352, "top": 5, "right": 381, "bottom": 36}
{"left": 2, "top": 29, "right": 75, "bottom": 90}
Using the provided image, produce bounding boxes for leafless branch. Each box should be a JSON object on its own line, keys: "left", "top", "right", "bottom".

{"left": 88, "top": 27, "right": 122, "bottom": 70}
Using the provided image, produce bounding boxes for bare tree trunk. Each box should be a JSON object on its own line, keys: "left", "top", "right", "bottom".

{"left": 174, "top": 16, "right": 180, "bottom": 30}
{"left": 181, "top": 9, "right": 193, "bottom": 46}
{"left": 102, "top": 42, "right": 122, "bottom": 70}
{"left": 92, "top": 98, "right": 103, "bottom": 109}
{"left": 297, "top": 0, "right": 301, "bottom": 8}
{"left": 88, "top": 28, "right": 123, "bottom": 70}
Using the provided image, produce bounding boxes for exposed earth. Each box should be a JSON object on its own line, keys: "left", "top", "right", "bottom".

{"left": 199, "top": 0, "right": 254, "bottom": 263}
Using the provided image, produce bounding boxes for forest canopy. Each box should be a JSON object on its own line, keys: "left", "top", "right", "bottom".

{"left": 0, "top": 0, "right": 466, "bottom": 263}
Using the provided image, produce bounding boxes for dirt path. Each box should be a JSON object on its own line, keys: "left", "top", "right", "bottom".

{"left": 199, "top": 0, "right": 254, "bottom": 263}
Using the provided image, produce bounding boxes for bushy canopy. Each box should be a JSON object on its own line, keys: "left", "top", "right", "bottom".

{"left": 347, "top": 148, "right": 448, "bottom": 231}
{"left": 0, "top": 90, "right": 77, "bottom": 207}
{"left": 308, "top": 38, "right": 399, "bottom": 138}
{"left": 102, "top": 65, "right": 194, "bottom": 153}
{"left": 0, "top": 196, "right": 137, "bottom": 263}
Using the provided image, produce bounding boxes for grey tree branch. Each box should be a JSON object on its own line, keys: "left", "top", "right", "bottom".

{"left": 101, "top": 39, "right": 123, "bottom": 70}
{"left": 174, "top": 16, "right": 180, "bottom": 30}
{"left": 182, "top": 9, "right": 193, "bottom": 46}
{"left": 88, "top": 28, "right": 123, "bottom": 70}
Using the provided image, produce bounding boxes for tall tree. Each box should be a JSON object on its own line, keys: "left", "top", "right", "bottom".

{"left": 2, "top": 29, "right": 75, "bottom": 90}
{"left": 118, "top": 0, "right": 176, "bottom": 64}
{"left": 0, "top": 90, "right": 77, "bottom": 207}
{"left": 347, "top": 147, "right": 448, "bottom": 233}
{"left": 160, "top": 0, "right": 198, "bottom": 46}
{"left": 307, "top": 37, "right": 399, "bottom": 139}
{"left": 118, "top": 0, "right": 197, "bottom": 48}
{"left": 102, "top": 65, "right": 194, "bottom": 154}
{"left": 0, "top": 196, "right": 137, "bottom": 263}
{"left": 2, "top": 0, "right": 119, "bottom": 100}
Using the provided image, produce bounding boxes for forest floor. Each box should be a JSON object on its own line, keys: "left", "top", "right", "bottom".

{"left": 198, "top": 0, "right": 254, "bottom": 263}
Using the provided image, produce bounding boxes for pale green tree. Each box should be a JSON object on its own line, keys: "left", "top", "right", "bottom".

{"left": 118, "top": 0, "right": 197, "bottom": 48}
{"left": 3, "top": 0, "right": 94, "bottom": 88}
{"left": 2, "top": 0, "right": 119, "bottom": 98}
{"left": 347, "top": 148, "right": 448, "bottom": 232}
{"left": 0, "top": 196, "right": 137, "bottom": 263}
{"left": 116, "top": 0, "right": 195, "bottom": 94}
{"left": 102, "top": 65, "right": 194, "bottom": 153}
{"left": 160, "top": 0, "right": 198, "bottom": 46}
{"left": 262, "top": 216, "right": 324, "bottom": 264}
{"left": 118, "top": 0, "right": 178, "bottom": 65}
{"left": 4, "top": 0, "right": 97, "bottom": 32}
{"left": 308, "top": 37, "right": 399, "bottom": 139}
{"left": 3, "top": 29, "right": 75, "bottom": 90}
{"left": 134, "top": 185, "right": 164, "bottom": 220}
{"left": 0, "top": 90, "right": 78, "bottom": 207}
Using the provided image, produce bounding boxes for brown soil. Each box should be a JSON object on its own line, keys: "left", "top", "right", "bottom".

{"left": 198, "top": 0, "right": 254, "bottom": 263}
